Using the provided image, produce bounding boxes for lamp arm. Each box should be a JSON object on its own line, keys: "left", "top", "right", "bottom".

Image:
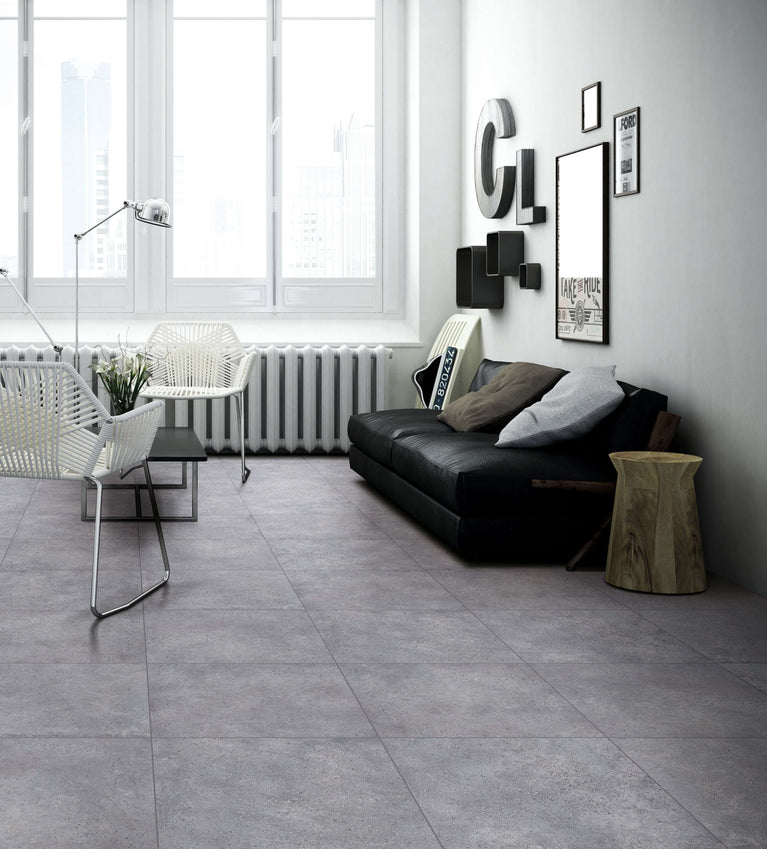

{"left": 72, "top": 197, "right": 169, "bottom": 371}
{"left": 0, "top": 267, "right": 63, "bottom": 355}
{"left": 74, "top": 201, "right": 131, "bottom": 241}
{"left": 73, "top": 202, "right": 132, "bottom": 370}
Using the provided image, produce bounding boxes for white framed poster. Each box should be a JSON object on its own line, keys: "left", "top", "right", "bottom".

{"left": 614, "top": 106, "right": 640, "bottom": 197}
{"left": 555, "top": 142, "right": 609, "bottom": 344}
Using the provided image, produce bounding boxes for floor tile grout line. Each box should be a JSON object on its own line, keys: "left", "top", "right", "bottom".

{"left": 0, "top": 657, "right": 744, "bottom": 666}
{"left": 233, "top": 466, "right": 456, "bottom": 845}
{"left": 4, "top": 455, "right": 767, "bottom": 847}
{"left": 0, "top": 479, "right": 38, "bottom": 570}
{"left": 250, "top": 526, "right": 452, "bottom": 848}
{"left": 346, "top": 478, "right": 453, "bottom": 572}
{"left": 711, "top": 661, "right": 767, "bottom": 698}
{"left": 241, "top": 463, "right": 405, "bottom": 545}
{"left": 333, "top": 481, "right": 432, "bottom": 571}
{"left": 460, "top": 604, "right": 609, "bottom": 739}
{"left": 141, "top": 603, "right": 162, "bottom": 849}
{"left": 466, "top": 602, "right": 718, "bottom": 665}
{"left": 608, "top": 736, "right": 731, "bottom": 849}
{"left": 6, "top": 732, "right": 767, "bottom": 741}
{"left": 624, "top": 610, "right": 749, "bottom": 666}
{"left": 377, "top": 735, "right": 449, "bottom": 849}
{"left": 300, "top": 597, "right": 450, "bottom": 849}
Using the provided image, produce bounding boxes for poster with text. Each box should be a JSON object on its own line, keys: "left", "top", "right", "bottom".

{"left": 557, "top": 276, "right": 604, "bottom": 342}
{"left": 614, "top": 107, "right": 640, "bottom": 196}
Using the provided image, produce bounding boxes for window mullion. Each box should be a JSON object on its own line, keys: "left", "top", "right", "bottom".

{"left": 134, "top": 0, "right": 166, "bottom": 313}
{"left": 381, "top": 0, "right": 404, "bottom": 315}
{"left": 269, "top": 0, "right": 280, "bottom": 312}
{"left": 20, "top": 0, "right": 31, "bottom": 292}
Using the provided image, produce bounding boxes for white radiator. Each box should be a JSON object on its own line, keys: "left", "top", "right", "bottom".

{"left": 0, "top": 343, "right": 391, "bottom": 454}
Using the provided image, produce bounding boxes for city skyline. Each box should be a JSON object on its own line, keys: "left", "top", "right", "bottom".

{"left": 60, "top": 61, "right": 375, "bottom": 282}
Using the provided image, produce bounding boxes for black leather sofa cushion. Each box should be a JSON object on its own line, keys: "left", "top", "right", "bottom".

{"left": 390, "top": 430, "right": 614, "bottom": 517}
{"left": 346, "top": 408, "right": 453, "bottom": 468}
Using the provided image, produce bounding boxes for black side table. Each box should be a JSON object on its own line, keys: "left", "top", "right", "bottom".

{"left": 81, "top": 427, "right": 208, "bottom": 522}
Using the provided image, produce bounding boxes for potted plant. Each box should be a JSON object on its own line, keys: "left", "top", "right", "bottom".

{"left": 91, "top": 340, "right": 151, "bottom": 415}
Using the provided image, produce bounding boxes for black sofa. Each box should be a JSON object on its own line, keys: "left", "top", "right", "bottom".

{"left": 348, "top": 359, "right": 669, "bottom": 561}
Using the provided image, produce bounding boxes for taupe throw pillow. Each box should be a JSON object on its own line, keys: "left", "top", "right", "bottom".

{"left": 437, "top": 362, "right": 566, "bottom": 432}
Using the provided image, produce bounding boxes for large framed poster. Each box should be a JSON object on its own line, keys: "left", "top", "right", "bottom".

{"left": 555, "top": 142, "right": 609, "bottom": 344}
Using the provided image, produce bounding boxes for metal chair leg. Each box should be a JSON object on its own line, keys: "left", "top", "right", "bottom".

{"left": 89, "top": 461, "right": 171, "bottom": 619}
{"left": 235, "top": 392, "right": 251, "bottom": 483}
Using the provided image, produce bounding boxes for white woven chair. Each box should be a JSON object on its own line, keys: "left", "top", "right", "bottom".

{"left": 140, "top": 322, "right": 256, "bottom": 483}
{"left": 0, "top": 360, "right": 169, "bottom": 618}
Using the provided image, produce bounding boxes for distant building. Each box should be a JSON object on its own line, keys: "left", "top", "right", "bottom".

{"left": 283, "top": 113, "right": 375, "bottom": 279}
{"left": 61, "top": 60, "right": 124, "bottom": 276}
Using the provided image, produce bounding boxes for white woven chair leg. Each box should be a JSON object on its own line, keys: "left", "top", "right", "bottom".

{"left": 88, "top": 461, "right": 171, "bottom": 619}
{"left": 235, "top": 392, "right": 251, "bottom": 483}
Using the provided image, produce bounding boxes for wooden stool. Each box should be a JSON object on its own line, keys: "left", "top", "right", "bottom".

{"left": 605, "top": 451, "right": 706, "bottom": 594}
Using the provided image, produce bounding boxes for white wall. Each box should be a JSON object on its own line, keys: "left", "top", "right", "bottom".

{"left": 460, "top": 0, "right": 767, "bottom": 594}
{"left": 395, "top": 0, "right": 464, "bottom": 407}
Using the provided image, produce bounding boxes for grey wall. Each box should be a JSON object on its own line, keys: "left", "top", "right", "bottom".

{"left": 459, "top": 0, "right": 767, "bottom": 594}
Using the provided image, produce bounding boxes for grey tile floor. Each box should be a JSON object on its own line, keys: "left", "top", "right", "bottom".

{"left": 1, "top": 455, "right": 766, "bottom": 849}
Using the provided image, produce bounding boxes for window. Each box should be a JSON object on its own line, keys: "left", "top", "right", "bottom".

{"left": 278, "top": 1, "right": 378, "bottom": 311}
{"left": 172, "top": 1, "right": 267, "bottom": 283}
{"left": 169, "top": 0, "right": 391, "bottom": 315}
{"left": 2, "top": 0, "right": 402, "bottom": 322}
{"left": 32, "top": 1, "right": 127, "bottom": 288}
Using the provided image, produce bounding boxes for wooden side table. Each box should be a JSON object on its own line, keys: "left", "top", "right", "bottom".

{"left": 605, "top": 451, "right": 706, "bottom": 594}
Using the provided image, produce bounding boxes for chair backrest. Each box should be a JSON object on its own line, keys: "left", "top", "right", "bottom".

{"left": 415, "top": 314, "right": 482, "bottom": 409}
{"left": 144, "top": 322, "right": 246, "bottom": 389}
{"left": 0, "top": 360, "right": 107, "bottom": 480}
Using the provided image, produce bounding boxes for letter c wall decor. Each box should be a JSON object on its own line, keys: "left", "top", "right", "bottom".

{"left": 474, "top": 98, "right": 516, "bottom": 219}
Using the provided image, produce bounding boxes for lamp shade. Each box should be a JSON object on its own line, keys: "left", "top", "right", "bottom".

{"left": 134, "top": 198, "right": 171, "bottom": 227}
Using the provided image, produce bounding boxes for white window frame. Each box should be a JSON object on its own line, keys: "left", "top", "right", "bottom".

{"left": 165, "top": 0, "right": 404, "bottom": 318}
{"left": 164, "top": 0, "right": 270, "bottom": 314}
{"left": 6, "top": 0, "right": 405, "bottom": 322}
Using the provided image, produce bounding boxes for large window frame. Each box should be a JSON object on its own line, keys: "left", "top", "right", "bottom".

{"left": 3, "top": 0, "right": 404, "bottom": 323}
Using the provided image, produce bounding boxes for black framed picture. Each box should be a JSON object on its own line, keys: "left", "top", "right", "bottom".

{"left": 555, "top": 142, "right": 609, "bottom": 344}
{"left": 581, "top": 82, "right": 601, "bottom": 132}
{"left": 613, "top": 106, "right": 640, "bottom": 196}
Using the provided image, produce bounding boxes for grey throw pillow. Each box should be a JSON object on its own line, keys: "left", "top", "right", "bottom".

{"left": 495, "top": 365, "right": 624, "bottom": 447}
{"left": 437, "top": 362, "right": 565, "bottom": 432}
